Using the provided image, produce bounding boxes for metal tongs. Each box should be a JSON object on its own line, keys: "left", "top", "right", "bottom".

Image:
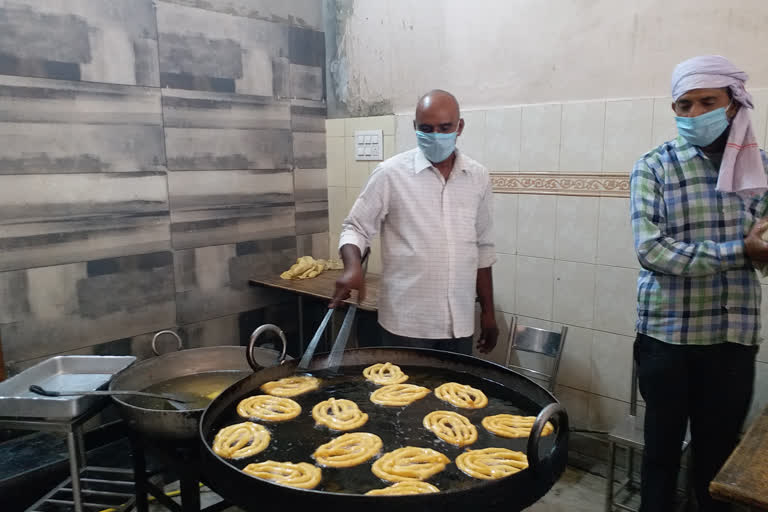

{"left": 298, "top": 248, "right": 370, "bottom": 374}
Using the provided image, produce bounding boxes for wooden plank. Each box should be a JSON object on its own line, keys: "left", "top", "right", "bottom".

{"left": 710, "top": 405, "right": 768, "bottom": 510}
{"left": 249, "top": 270, "right": 379, "bottom": 313}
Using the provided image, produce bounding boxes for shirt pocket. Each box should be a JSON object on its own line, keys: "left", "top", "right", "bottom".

{"left": 454, "top": 205, "right": 478, "bottom": 244}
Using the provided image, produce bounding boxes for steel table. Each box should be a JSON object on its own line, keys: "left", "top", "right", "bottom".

{"left": 0, "top": 406, "right": 135, "bottom": 512}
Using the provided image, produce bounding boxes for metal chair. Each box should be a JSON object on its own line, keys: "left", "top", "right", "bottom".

{"left": 605, "top": 361, "right": 691, "bottom": 511}
{"left": 504, "top": 317, "right": 567, "bottom": 393}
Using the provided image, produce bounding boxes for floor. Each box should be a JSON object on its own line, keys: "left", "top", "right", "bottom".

{"left": 147, "top": 466, "right": 613, "bottom": 512}
{"left": 525, "top": 467, "right": 613, "bottom": 511}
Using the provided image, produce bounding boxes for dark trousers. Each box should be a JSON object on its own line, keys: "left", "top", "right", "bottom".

{"left": 378, "top": 328, "right": 473, "bottom": 355}
{"left": 634, "top": 333, "right": 757, "bottom": 512}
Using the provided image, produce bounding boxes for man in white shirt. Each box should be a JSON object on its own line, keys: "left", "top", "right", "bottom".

{"left": 330, "top": 90, "right": 499, "bottom": 355}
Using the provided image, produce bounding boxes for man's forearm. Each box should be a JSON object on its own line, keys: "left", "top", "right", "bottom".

{"left": 339, "top": 243, "right": 362, "bottom": 271}
{"left": 476, "top": 267, "right": 495, "bottom": 314}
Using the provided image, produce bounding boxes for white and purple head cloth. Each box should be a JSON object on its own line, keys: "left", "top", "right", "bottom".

{"left": 671, "top": 55, "right": 767, "bottom": 197}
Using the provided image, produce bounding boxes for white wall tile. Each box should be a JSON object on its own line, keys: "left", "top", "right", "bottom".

{"left": 555, "top": 385, "right": 591, "bottom": 428}
{"left": 594, "top": 265, "right": 638, "bottom": 337}
{"left": 557, "top": 326, "right": 592, "bottom": 392}
{"left": 328, "top": 186, "right": 347, "bottom": 233}
{"left": 603, "top": 99, "right": 654, "bottom": 172}
{"left": 493, "top": 193, "right": 518, "bottom": 255}
{"left": 383, "top": 135, "right": 395, "bottom": 159}
{"left": 651, "top": 97, "right": 677, "bottom": 147}
{"left": 560, "top": 101, "right": 605, "bottom": 172}
{"left": 517, "top": 194, "right": 556, "bottom": 258}
{"left": 345, "top": 136, "right": 371, "bottom": 188}
{"left": 395, "top": 114, "right": 416, "bottom": 153}
{"left": 745, "top": 361, "right": 768, "bottom": 428}
{"left": 381, "top": 115, "right": 396, "bottom": 136}
{"left": 345, "top": 186, "right": 362, "bottom": 214}
{"left": 597, "top": 197, "right": 638, "bottom": 268}
{"left": 493, "top": 253, "right": 516, "bottom": 314}
{"left": 515, "top": 256, "right": 554, "bottom": 320}
{"left": 458, "top": 110, "right": 486, "bottom": 163}
{"left": 555, "top": 195, "right": 599, "bottom": 264}
{"left": 473, "top": 310, "right": 513, "bottom": 365}
{"left": 751, "top": 89, "right": 768, "bottom": 151}
{"left": 326, "top": 136, "right": 346, "bottom": 187}
{"left": 515, "top": 316, "right": 554, "bottom": 331}
{"left": 591, "top": 331, "right": 633, "bottom": 402}
{"left": 329, "top": 231, "right": 340, "bottom": 258}
{"left": 326, "top": 119, "right": 344, "bottom": 137}
{"left": 589, "top": 394, "right": 631, "bottom": 431}
{"left": 554, "top": 261, "right": 596, "bottom": 328}
{"left": 345, "top": 115, "right": 395, "bottom": 136}
{"left": 521, "top": 104, "right": 562, "bottom": 171}
{"left": 485, "top": 107, "right": 521, "bottom": 172}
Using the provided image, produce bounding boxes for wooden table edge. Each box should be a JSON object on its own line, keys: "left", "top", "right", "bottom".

{"left": 709, "top": 480, "right": 768, "bottom": 510}
{"left": 248, "top": 274, "right": 378, "bottom": 313}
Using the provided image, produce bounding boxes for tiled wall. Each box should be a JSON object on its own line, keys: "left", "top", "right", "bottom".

{"left": 326, "top": 90, "right": 768, "bottom": 434}
{"left": 325, "top": 116, "right": 397, "bottom": 273}
{"left": 0, "top": 0, "right": 328, "bottom": 373}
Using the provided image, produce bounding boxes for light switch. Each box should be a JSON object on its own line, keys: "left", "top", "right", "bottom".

{"left": 354, "top": 129, "right": 384, "bottom": 161}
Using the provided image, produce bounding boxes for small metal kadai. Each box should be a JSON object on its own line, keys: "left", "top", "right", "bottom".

{"left": 0, "top": 355, "right": 136, "bottom": 419}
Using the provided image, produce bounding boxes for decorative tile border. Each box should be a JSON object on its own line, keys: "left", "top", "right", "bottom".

{"left": 491, "top": 172, "right": 630, "bottom": 198}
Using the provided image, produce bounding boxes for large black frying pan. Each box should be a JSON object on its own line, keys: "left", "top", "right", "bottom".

{"left": 199, "top": 348, "right": 568, "bottom": 512}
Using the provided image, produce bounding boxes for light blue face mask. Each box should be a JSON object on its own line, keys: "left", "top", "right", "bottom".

{"left": 675, "top": 105, "right": 731, "bottom": 147}
{"left": 415, "top": 125, "right": 459, "bottom": 163}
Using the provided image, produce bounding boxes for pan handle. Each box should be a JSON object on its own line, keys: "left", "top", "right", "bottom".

{"left": 151, "top": 330, "right": 183, "bottom": 356}
{"left": 247, "top": 324, "right": 288, "bottom": 371}
{"left": 527, "top": 403, "right": 569, "bottom": 482}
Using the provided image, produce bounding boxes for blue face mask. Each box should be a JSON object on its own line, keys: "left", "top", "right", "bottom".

{"left": 416, "top": 126, "right": 459, "bottom": 163}
{"left": 675, "top": 105, "right": 731, "bottom": 147}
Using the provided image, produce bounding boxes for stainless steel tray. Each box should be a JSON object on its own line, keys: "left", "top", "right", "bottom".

{"left": 0, "top": 355, "right": 136, "bottom": 420}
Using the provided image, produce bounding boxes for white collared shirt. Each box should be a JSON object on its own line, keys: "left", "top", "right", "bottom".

{"left": 339, "top": 147, "right": 496, "bottom": 339}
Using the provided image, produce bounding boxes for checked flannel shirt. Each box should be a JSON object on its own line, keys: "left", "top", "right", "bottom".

{"left": 630, "top": 136, "right": 768, "bottom": 346}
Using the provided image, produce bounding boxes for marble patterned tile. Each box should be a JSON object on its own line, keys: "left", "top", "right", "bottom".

{"left": 291, "top": 99, "right": 326, "bottom": 133}
{"left": 293, "top": 131, "right": 326, "bottom": 169}
{"left": 294, "top": 168, "right": 329, "bottom": 235}
{"left": 162, "top": 88, "right": 292, "bottom": 170}
{"left": 173, "top": 240, "right": 291, "bottom": 324}
{"left": 0, "top": 172, "right": 170, "bottom": 272}
{"left": 0, "top": 75, "right": 165, "bottom": 174}
{"left": 156, "top": 1, "right": 290, "bottom": 96}
{"left": 290, "top": 64, "right": 323, "bottom": 101}
{"left": 158, "top": 0, "right": 323, "bottom": 30}
{"left": 296, "top": 233, "right": 330, "bottom": 260}
{"left": 289, "top": 26, "right": 325, "bottom": 101}
{"left": 167, "top": 169, "right": 295, "bottom": 250}
{"left": 6, "top": 305, "right": 300, "bottom": 373}
{"left": 0, "top": 0, "right": 159, "bottom": 86}
{"left": 7, "top": 330, "right": 159, "bottom": 374}
{"left": 0, "top": 252, "right": 176, "bottom": 364}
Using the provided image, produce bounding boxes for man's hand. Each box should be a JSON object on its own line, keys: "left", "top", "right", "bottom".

{"left": 330, "top": 244, "right": 365, "bottom": 308}
{"left": 330, "top": 266, "right": 365, "bottom": 308}
{"left": 476, "top": 311, "right": 499, "bottom": 354}
{"left": 745, "top": 218, "right": 768, "bottom": 263}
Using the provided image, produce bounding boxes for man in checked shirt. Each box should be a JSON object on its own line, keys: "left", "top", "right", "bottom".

{"left": 330, "top": 90, "right": 499, "bottom": 355}
{"left": 630, "top": 55, "right": 768, "bottom": 512}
